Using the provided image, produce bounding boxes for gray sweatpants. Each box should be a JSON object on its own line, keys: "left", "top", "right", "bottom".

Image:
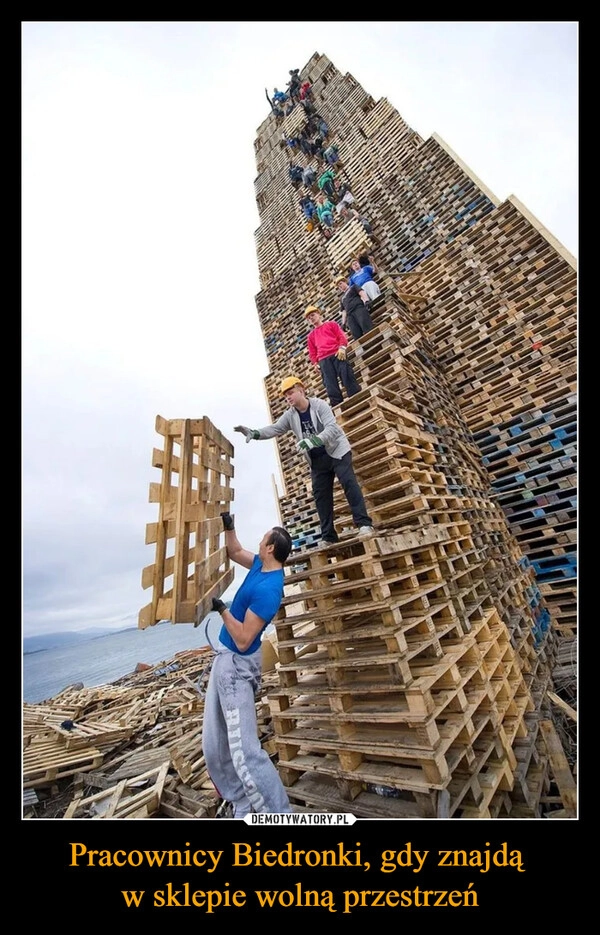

{"left": 202, "top": 648, "right": 292, "bottom": 816}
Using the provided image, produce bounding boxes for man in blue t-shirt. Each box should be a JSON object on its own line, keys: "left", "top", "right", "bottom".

{"left": 348, "top": 254, "right": 381, "bottom": 302}
{"left": 201, "top": 515, "right": 293, "bottom": 817}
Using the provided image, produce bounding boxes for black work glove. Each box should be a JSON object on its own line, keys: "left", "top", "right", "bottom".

{"left": 220, "top": 511, "right": 234, "bottom": 531}
{"left": 212, "top": 597, "right": 226, "bottom": 614}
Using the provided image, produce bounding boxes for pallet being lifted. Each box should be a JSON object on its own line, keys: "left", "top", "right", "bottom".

{"left": 139, "top": 415, "right": 235, "bottom": 627}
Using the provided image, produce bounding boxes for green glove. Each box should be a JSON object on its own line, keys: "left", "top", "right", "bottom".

{"left": 297, "top": 435, "right": 324, "bottom": 452}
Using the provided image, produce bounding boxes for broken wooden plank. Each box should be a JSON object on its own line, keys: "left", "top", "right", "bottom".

{"left": 539, "top": 719, "right": 577, "bottom": 818}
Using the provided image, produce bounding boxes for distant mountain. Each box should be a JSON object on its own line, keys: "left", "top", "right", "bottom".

{"left": 23, "top": 626, "right": 136, "bottom": 654}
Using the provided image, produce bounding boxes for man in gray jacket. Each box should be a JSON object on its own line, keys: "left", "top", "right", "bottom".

{"left": 234, "top": 376, "right": 374, "bottom": 547}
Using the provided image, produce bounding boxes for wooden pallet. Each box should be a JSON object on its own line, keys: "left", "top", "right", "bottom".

{"left": 24, "top": 738, "right": 104, "bottom": 788}
{"left": 139, "top": 415, "right": 235, "bottom": 627}
{"left": 62, "top": 762, "right": 170, "bottom": 819}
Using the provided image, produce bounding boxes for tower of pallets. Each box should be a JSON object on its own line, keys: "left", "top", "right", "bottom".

{"left": 249, "top": 53, "right": 575, "bottom": 817}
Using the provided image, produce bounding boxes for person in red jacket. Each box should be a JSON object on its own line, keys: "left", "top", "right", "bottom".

{"left": 305, "top": 305, "right": 361, "bottom": 406}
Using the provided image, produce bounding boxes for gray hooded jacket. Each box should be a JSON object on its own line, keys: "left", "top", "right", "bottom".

{"left": 255, "top": 396, "right": 351, "bottom": 465}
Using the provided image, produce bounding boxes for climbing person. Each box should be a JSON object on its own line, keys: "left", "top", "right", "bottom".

{"left": 316, "top": 192, "right": 336, "bottom": 229}
{"left": 317, "top": 166, "right": 337, "bottom": 201}
{"left": 288, "top": 163, "right": 304, "bottom": 188}
{"left": 314, "top": 115, "right": 329, "bottom": 139}
{"left": 287, "top": 68, "right": 302, "bottom": 103}
{"left": 201, "top": 514, "right": 293, "bottom": 817}
{"left": 299, "top": 194, "right": 318, "bottom": 221}
{"left": 265, "top": 88, "right": 284, "bottom": 118}
{"left": 348, "top": 254, "right": 381, "bottom": 301}
{"left": 302, "top": 165, "right": 317, "bottom": 189}
{"left": 334, "top": 179, "right": 355, "bottom": 211}
{"left": 273, "top": 88, "right": 287, "bottom": 104}
{"left": 338, "top": 203, "right": 373, "bottom": 235}
{"left": 299, "top": 131, "right": 313, "bottom": 158}
{"left": 336, "top": 277, "right": 375, "bottom": 339}
{"left": 322, "top": 142, "right": 341, "bottom": 166}
{"left": 300, "top": 195, "right": 318, "bottom": 231}
{"left": 234, "top": 377, "right": 374, "bottom": 547}
{"left": 311, "top": 135, "right": 326, "bottom": 161}
{"left": 304, "top": 304, "right": 361, "bottom": 405}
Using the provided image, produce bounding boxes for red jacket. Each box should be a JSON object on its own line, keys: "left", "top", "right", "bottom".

{"left": 307, "top": 321, "right": 348, "bottom": 363}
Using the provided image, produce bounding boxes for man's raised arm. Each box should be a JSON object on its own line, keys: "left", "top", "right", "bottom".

{"left": 219, "top": 512, "right": 254, "bottom": 569}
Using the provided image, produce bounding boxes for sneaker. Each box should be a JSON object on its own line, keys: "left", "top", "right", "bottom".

{"left": 318, "top": 539, "right": 338, "bottom": 549}
{"left": 358, "top": 526, "right": 375, "bottom": 537}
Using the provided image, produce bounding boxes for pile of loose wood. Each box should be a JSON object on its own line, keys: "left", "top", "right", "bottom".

{"left": 23, "top": 646, "right": 279, "bottom": 820}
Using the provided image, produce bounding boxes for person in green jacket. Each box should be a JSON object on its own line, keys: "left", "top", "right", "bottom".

{"left": 317, "top": 167, "right": 337, "bottom": 201}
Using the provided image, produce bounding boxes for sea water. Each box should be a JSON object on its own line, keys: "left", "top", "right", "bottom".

{"left": 22, "top": 623, "right": 212, "bottom": 704}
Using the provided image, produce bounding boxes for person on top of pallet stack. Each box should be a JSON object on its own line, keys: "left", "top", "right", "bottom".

{"left": 304, "top": 304, "right": 362, "bottom": 406}
{"left": 315, "top": 192, "right": 336, "bottom": 230}
{"left": 299, "top": 194, "right": 318, "bottom": 231}
{"left": 302, "top": 165, "right": 317, "bottom": 189}
{"left": 287, "top": 68, "right": 302, "bottom": 104}
{"left": 348, "top": 253, "right": 381, "bottom": 301}
{"left": 317, "top": 166, "right": 337, "bottom": 201}
{"left": 298, "top": 127, "right": 314, "bottom": 158}
{"left": 323, "top": 142, "right": 341, "bottom": 166}
{"left": 338, "top": 203, "right": 374, "bottom": 236}
{"left": 234, "top": 376, "right": 374, "bottom": 548}
{"left": 311, "top": 134, "right": 326, "bottom": 161}
{"left": 334, "top": 178, "right": 354, "bottom": 209}
{"left": 336, "top": 277, "right": 375, "bottom": 340}
{"left": 288, "top": 163, "right": 304, "bottom": 188}
{"left": 315, "top": 115, "right": 329, "bottom": 139}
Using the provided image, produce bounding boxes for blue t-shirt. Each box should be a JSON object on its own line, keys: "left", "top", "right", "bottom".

{"left": 219, "top": 555, "right": 284, "bottom": 655}
{"left": 349, "top": 265, "right": 375, "bottom": 289}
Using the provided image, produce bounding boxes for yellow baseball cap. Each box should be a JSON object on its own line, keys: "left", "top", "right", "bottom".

{"left": 280, "top": 376, "right": 304, "bottom": 394}
{"left": 304, "top": 305, "right": 321, "bottom": 317}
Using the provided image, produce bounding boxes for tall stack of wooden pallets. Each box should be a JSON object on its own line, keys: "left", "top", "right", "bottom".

{"left": 249, "top": 52, "right": 576, "bottom": 817}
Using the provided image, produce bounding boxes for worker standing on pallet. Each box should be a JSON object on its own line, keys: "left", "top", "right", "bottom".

{"left": 201, "top": 515, "right": 293, "bottom": 817}
{"left": 305, "top": 304, "right": 361, "bottom": 405}
{"left": 348, "top": 254, "right": 381, "bottom": 301}
{"left": 234, "top": 376, "right": 374, "bottom": 547}
{"left": 336, "top": 278, "right": 375, "bottom": 339}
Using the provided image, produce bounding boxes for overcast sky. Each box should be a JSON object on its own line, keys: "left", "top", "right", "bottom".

{"left": 22, "top": 21, "right": 578, "bottom": 637}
